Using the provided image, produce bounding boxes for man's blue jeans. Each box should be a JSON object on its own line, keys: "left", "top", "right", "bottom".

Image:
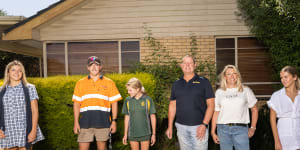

{"left": 175, "top": 122, "right": 208, "bottom": 150}
{"left": 217, "top": 124, "right": 249, "bottom": 150}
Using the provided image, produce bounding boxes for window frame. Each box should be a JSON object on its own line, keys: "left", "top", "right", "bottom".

{"left": 43, "top": 39, "right": 140, "bottom": 76}
{"left": 215, "top": 36, "right": 280, "bottom": 99}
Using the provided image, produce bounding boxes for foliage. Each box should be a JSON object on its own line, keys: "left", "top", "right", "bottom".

{"left": 0, "top": 9, "right": 7, "bottom": 16}
{"left": 237, "top": 0, "right": 300, "bottom": 79}
{"left": 0, "top": 73, "right": 155, "bottom": 150}
{"left": 0, "top": 51, "right": 40, "bottom": 78}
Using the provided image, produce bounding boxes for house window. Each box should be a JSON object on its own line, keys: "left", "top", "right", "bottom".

{"left": 46, "top": 43, "right": 65, "bottom": 76}
{"left": 121, "top": 41, "right": 140, "bottom": 72}
{"left": 68, "top": 41, "right": 119, "bottom": 75}
{"left": 216, "top": 37, "right": 278, "bottom": 97}
{"left": 46, "top": 41, "right": 140, "bottom": 76}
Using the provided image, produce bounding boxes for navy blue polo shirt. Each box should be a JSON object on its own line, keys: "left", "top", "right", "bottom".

{"left": 170, "top": 74, "right": 215, "bottom": 126}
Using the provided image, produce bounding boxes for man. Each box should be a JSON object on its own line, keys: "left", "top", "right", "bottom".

{"left": 165, "top": 55, "right": 215, "bottom": 150}
{"left": 73, "top": 56, "right": 122, "bottom": 150}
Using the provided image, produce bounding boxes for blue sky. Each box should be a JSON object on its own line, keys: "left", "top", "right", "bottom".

{"left": 0, "top": 0, "right": 60, "bottom": 17}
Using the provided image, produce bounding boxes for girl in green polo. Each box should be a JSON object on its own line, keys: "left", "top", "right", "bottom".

{"left": 122, "top": 77, "right": 156, "bottom": 150}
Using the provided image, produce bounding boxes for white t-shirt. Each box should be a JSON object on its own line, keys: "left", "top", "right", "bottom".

{"left": 267, "top": 88, "right": 300, "bottom": 150}
{"left": 215, "top": 86, "right": 257, "bottom": 124}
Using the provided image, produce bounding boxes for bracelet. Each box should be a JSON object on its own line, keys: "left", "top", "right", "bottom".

{"left": 250, "top": 126, "right": 256, "bottom": 130}
{"left": 112, "top": 118, "right": 117, "bottom": 122}
{"left": 201, "top": 123, "right": 209, "bottom": 128}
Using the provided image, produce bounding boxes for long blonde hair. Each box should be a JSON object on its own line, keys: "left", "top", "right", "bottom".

{"left": 219, "top": 65, "right": 243, "bottom": 92}
{"left": 126, "top": 77, "right": 146, "bottom": 94}
{"left": 2, "top": 60, "right": 28, "bottom": 88}
{"left": 281, "top": 66, "right": 300, "bottom": 90}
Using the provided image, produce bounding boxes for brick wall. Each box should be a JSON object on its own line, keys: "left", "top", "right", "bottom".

{"left": 140, "top": 36, "right": 216, "bottom": 64}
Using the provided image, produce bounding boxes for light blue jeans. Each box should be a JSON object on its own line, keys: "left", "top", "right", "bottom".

{"left": 175, "top": 122, "right": 208, "bottom": 150}
{"left": 217, "top": 124, "right": 249, "bottom": 150}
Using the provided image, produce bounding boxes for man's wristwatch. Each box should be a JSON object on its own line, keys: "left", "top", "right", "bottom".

{"left": 201, "top": 123, "right": 209, "bottom": 128}
{"left": 112, "top": 118, "right": 117, "bottom": 122}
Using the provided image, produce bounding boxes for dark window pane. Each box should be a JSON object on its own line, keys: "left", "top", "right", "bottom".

{"left": 238, "top": 37, "right": 266, "bottom": 48}
{"left": 46, "top": 43, "right": 65, "bottom": 76}
{"left": 121, "top": 41, "right": 140, "bottom": 72}
{"left": 216, "top": 38, "right": 234, "bottom": 49}
{"left": 68, "top": 41, "right": 118, "bottom": 75}
{"left": 216, "top": 49, "right": 235, "bottom": 75}
{"left": 121, "top": 41, "right": 139, "bottom": 52}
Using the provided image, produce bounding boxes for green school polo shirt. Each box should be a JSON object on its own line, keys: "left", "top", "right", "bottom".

{"left": 122, "top": 95, "right": 156, "bottom": 138}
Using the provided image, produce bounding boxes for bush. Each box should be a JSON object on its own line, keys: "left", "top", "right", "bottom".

{"left": 1, "top": 73, "right": 155, "bottom": 150}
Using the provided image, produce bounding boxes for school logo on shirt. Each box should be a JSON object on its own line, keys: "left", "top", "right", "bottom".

{"left": 141, "top": 101, "right": 145, "bottom": 106}
{"left": 192, "top": 81, "right": 200, "bottom": 84}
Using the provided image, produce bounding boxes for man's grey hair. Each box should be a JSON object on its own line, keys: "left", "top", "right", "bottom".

{"left": 181, "top": 55, "right": 195, "bottom": 64}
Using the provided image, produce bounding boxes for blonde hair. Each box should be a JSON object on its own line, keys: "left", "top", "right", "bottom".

{"left": 219, "top": 65, "right": 243, "bottom": 92}
{"left": 2, "top": 60, "right": 28, "bottom": 88}
{"left": 126, "top": 77, "right": 146, "bottom": 94}
{"left": 281, "top": 66, "right": 300, "bottom": 90}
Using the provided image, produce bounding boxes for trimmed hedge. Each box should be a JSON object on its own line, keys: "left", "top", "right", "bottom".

{"left": 1, "top": 73, "right": 155, "bottom": 150}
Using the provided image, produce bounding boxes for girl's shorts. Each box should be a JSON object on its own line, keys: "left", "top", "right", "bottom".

{"left": 128, "top": 135, "right": 151, "bottom": 141}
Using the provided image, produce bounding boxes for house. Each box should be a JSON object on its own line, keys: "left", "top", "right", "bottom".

{"left": 1, "top": 0, "right": 278, "bottom": 97}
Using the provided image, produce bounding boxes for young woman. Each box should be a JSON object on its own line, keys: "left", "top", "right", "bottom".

{"left": 268, "top": 66, "right": 300, "bottom": 150}
{"left": 211, "top": 65, "right": 258, "bottom": 150}
{"left": 122, "top": 77, "right": 156, "bottom": 150}
{"left": 0, "top": 60, "right": 44, "bottom": 150}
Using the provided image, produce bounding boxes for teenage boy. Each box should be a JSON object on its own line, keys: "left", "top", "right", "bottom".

{"left": 73, "top": 56, "right": 122, "bottom": 150}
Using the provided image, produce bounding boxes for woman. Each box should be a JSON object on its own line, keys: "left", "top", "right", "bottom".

{"left": 122, "top": 77, "right": 156, "bottom": 150}
{"left": 0, "top": 60, "right": 44, "bottom": 150}
{"left": 268, "top": 66, "right": 300, "bottom": 150}
{"left": 211, "top": 65, "right": 258, "bottom": 150}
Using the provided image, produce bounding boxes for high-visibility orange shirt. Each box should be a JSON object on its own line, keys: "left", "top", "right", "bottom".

{"left": 72, "top": 75, "right": 122, "bottom": 128}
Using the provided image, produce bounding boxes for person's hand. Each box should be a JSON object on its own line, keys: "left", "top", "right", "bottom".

{"left": 110, "top": 121, "right": 117, "bottom": 134}
{"left": 211, "top": 133, "right": 219, "bottom": 144}
{"left": 122, "top": 135, "right": 128, "bottom": 145}
{"left": 165, "top": 127, "right": 173, "bottom": 139}
{"left": 196, "top": 125, "right": 206, "bottom": 140}
{"left": 248, "top": 127, "right": 256, "bottom": 138}
{"left": 28, "top": 129, "right": 37, "bottom": 143}
{"left": 73, "top": 122, "right": 80, "bottom": 134}
{"left": 275, "top": 140, "right": 282, "bottom": 150}
{"left": 0, "top": 129, "right": 5, "bottom": 139}
{"left": 150, "top": 134, "right": 156, "bottom": 146}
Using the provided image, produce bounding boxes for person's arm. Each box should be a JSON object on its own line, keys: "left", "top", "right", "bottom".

{"left": 197, "top": 98, "right": 214, "bottom": 139}
{"left": 270, "top": 108, "right": 282, "bottom": 150}
{"left": 28, "top": 99, "right": 38, "bottom": 143}
{"left": 122, "top": 115, "right": 129, "bottom": 145}
{"left": 150, "top": 114, "right": 156, "bottom": 146}
{"left": 248, "top": 105, "right": 258, "bottom": 138}
{"left": 110, "top": 102, "right": 118, "bottom": 134}
{"left": 165, "top": 100, "right": 176, "bottom": 139}
{"left": 211, "top": 111, "right": 220, "bottom": 144}
{"left": 73, "top": 102, "right": 81, "bottom": 134}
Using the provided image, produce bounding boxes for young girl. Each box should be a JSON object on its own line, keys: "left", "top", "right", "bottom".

{"left": 0, "top": 60, "right": 44, "bottom": 150}
{"left": 268, "top": 66, "right": 300, "bottom": 150}
{"left": 122, "top": 77, "right": 156, "bottom": 150}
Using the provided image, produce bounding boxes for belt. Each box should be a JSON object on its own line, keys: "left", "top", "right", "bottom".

{"left": 226, "top": 123, "right": 248, "bottom": 127}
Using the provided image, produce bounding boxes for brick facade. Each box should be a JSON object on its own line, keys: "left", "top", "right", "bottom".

{"left": 140, "top": 36, "right": 216, "bottom": 64}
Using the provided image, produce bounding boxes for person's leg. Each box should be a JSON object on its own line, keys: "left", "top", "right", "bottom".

{"left": 129, "top": 141, "right": 140, "bottom": 150}
{"left": 217, "top": 124, "right": 234, "bottom": 150}
{"left": 232, "top": 126, "right": 249, "bottom": 150}
{"left": 94, "top": 128, "right": 110, "bottom": 150}
{"left": 79, "top": 143, "right": 90, "bottom": 150}
{"left": 140, "top": 141, "right": 150, "bottom": 150}
{"left": 175, "top": 123, "right": 192, "bottom": 150}
{"left": 7, "top": 147, "right": 18, "bottom": 150}
{"left": 78, "top": 128, "right": 94, "bottom": 150}
{"left": 96, "top": 141, "right": 106, "bottom": 150}
{"left": 190, "top": 125, "right": 208, "bottom": 150}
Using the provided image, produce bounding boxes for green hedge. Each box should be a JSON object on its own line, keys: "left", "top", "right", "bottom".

{"left": 1, "top": 73, "right": 155, "bottom": 150}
